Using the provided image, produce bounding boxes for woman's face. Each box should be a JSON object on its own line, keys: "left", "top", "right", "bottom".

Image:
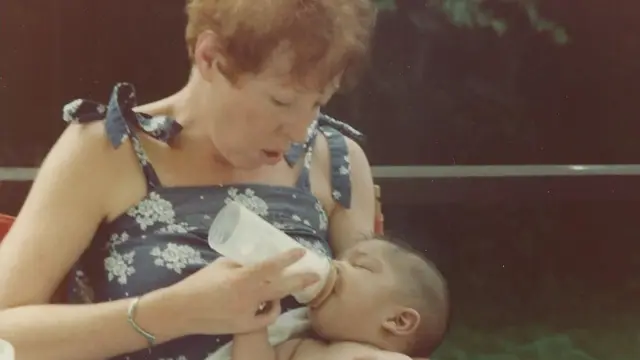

{"left": 193, "top": 38, "right": 341, "bottom": 170}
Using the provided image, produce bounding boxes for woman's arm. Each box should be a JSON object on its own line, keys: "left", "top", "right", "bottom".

{"left": 0, "top": 123, "right": 186, "bottom": 359}
{"left": 328, "top": 137, "right": 376, "bottom": 256}
{"left": 0, "top": 290, "right": 187, "bottom": 360}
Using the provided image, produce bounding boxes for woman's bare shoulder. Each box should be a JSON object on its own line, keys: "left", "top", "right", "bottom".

{"left": 51, "top": 121, "right": 149, "bottom": 215}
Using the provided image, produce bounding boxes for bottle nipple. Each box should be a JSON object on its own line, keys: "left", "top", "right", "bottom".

{"left": 308, "top": 262, "right": 339, "bottom": 309}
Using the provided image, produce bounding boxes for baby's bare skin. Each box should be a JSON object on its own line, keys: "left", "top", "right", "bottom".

{"left": 275, "top": 337, "right": 413, "bottom": 360}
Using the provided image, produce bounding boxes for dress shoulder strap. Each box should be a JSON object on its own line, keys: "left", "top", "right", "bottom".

{"left": 61, "top": 83, "right": 183, "bottom": 190}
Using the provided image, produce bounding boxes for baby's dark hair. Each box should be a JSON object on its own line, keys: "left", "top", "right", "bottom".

{"left": 376, "top": 235, "right": 450, "bottom": 357}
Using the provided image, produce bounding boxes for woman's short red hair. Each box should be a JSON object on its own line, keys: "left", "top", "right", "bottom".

{"left": 185, "top": 0, "right": 377, "bottom": 89}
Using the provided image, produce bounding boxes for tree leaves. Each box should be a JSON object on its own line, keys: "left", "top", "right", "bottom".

{"left": 371, "top": 0, "right": 397, "bottom": 11}
{"left": 371, "top": 0, "right": 569, "bottom": 45}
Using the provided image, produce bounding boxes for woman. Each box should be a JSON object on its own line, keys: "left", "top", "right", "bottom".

{"left": 0, "top": 0, "right": 377, "bottom": 359}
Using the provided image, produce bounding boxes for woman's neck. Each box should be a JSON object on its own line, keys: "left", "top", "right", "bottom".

{"left": 135, "top": 93, "right": 232, "bottom": 176}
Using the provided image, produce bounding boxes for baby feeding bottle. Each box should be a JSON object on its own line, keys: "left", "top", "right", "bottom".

{"left": 208, "top": 201, "right": 337, "bottom": 306}
{"left": 0, "top": 339, "right": 15, "bottom": 360}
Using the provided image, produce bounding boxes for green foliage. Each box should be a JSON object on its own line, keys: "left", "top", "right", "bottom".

{"left": 372, "top": 0, "right": 397, "bottom": 11}
{"left": 434, "top": 328, "right": 637, "bottom": 360}
{"left": 371, "top": 0, "right": 569, "bottom": 44}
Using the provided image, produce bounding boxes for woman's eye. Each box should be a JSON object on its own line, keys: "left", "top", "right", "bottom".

{"left": 271, "top": 97, "right": 291, "bottom": 107}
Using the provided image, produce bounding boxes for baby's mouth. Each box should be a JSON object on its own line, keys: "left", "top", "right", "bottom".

{"left": 308, "top": 262, "right": 340, "bottom": 309}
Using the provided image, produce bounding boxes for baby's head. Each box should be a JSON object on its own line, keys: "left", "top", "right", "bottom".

{"left": 309, "top": 237, "right": 449, "bottom": 357}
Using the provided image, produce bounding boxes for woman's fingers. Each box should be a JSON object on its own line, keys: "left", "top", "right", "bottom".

{"left": 241, "top": 248, "right": 321, "bottom": 299}
{"left": 265, "top": 272, "right": 320, "bottom": 300}
{"left": 246, "top": 248, "right": 306, "bottom": 278}
{"left": 251, "top": 300, "right": 282, "bottom": 328}
{"left": 212, "top": 256, "right": 242, "bottom": 268}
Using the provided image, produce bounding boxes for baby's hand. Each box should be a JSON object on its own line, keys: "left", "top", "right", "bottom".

{"left": 232, "top": 328, "right": 276, "bottom": 360}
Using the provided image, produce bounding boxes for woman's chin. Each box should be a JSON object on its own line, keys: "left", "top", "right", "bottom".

{"left": 218, "top": 153, "right": 263, "bottom": 170}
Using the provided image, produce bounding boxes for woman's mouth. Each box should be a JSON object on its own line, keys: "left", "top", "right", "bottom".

{"left": 261, "top": 150, "right": 284, "bottom": 164}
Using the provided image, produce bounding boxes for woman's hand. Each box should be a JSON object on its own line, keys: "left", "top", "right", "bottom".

{"left": 163, "top": 248, "right": 320, "bottom": 336}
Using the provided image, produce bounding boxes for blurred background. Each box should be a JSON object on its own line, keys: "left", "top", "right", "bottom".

{"left": 1, "top": 0, "right": 640, "bottom": 359}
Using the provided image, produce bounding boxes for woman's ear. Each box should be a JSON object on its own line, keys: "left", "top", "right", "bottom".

{"left": 381, "top": 307, "right": 421, "bottom": 336}
{"left": 193, "top": 30, "right": 224, "bottom": 82}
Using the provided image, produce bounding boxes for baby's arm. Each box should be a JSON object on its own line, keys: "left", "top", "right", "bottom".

{"left": 285, "top": 339, "right": 414, "bottom": 360}
{"left": 231, "top": 330, "right": 277, "bottom": 360}
{"left": 232, "top": 332, "right": 414, "bottom": 360}
{"left": 231, "top": 330, "right": 308, "bottom": 360}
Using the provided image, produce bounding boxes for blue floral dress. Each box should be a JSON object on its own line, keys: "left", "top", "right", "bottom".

{"left": 61, "top": 83, "right": 364, "bottom": 360}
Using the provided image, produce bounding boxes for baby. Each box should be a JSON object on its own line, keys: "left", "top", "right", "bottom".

{"left": 226, "top": 237, "right": 449, "bottom": 360}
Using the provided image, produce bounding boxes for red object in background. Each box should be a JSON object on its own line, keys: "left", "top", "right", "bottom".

{"left": 374, "top": 214, "right": 384, "bottom": 235}
{"left": 374, "top": 185, "right": 384, "bottom": 235}
{"left": 0, "top": 213, "right": 14, "bottom": 239}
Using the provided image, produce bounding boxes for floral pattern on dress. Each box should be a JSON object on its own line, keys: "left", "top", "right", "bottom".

{"left": 224, "top": 187, "right": 269, "bottom": 217}
{"left": 316, "top": 201, "right": 328, "bottom": 231}
{"left": 295, "top": 236, "right": 330, "bottom": 257}
{"left": 127, "top": 192, "right": 176, "bottom": 230}
{"left": 151, "top": 243, "right": 208, "bottom": 274}
{"left": 105, "top": 250, "right": 136, "bottom": 285}
{"left": 106, "top": 231, "right": 130, "bottom": 248}
{"left": 126, "top": 192, "right": 195, "bottom": 233}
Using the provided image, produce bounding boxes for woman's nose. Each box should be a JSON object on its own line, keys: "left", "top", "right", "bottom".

{"left": 284, "top": 109, "right": 319, "bottom": 143}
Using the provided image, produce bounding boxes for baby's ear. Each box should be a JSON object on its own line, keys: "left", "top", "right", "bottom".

{"left": 382, "top": 307, "right": 421, "bottom": 336}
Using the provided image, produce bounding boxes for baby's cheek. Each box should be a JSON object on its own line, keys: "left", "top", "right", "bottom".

{"left": 310, "top": 307, "right": 343, "bottom": 339}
